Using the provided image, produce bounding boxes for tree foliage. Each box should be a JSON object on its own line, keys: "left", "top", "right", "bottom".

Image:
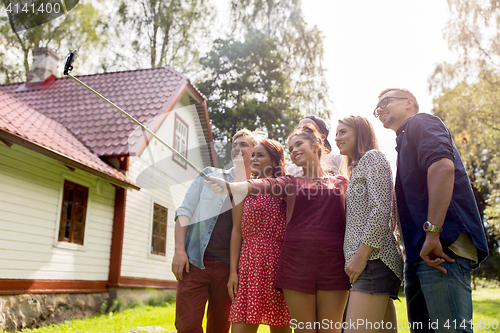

{"left": 0, "top": 0, "right": 106, "bottom": 83}
{"left": 430, "top": 0, "right": 500, "bottom": 91}
{"left": 198, "top": 32, "right": 301, "bottom": 146}
{"left": 228, "top": 0, "right": 330, "bottom": 119}
{"left": 430, "top": 0, "right": 500, "bottom": 279}
{"left": 114, "top": 0, "right": 214, "bottom": 74}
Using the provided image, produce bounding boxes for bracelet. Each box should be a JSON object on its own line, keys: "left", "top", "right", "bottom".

{"left": 225, "top": 181, "right": 232, "bottom": 196}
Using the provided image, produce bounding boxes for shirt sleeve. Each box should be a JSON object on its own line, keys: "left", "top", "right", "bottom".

{"left": 248, "top": 176, "right": 294, "bottom": 199}
{"left": 360, "top": 151, "right": 393, "bottom": 249}
{"left": 174, "top": 167, "right": 210, "bottom": 221}
{"left": 408, "top": 114, "right": 454, "bottom": 170}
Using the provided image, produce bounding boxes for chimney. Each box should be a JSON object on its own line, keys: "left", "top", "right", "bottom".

{"left": 27, "top": 47, "right": 60, "bottom": 83}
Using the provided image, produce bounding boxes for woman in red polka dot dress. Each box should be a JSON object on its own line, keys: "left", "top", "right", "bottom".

{"left": 227, "top": 138, "right": 291, "bottom": 333}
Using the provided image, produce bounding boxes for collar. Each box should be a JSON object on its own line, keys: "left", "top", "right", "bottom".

{"left": 395, "top": 116, "right": 413, "bottom": 153}
{"left": 396, "top": 115, "right": 414, "bottom": 136}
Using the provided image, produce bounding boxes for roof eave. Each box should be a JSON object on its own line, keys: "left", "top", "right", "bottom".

{"left": 0, "top": 130, "right": 140, "bottom": 191}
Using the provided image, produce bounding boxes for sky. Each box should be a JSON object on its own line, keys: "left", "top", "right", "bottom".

{"left": 214, "top": 0, "right": 458, "bottom": 171}
{"left": 4, "top": 0, "right": 458, "bottom": 172}
{"left": 300, "top": 1, "right": 457, "bottom": 169}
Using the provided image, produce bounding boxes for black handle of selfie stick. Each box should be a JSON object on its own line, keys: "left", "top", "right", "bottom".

{"left": 63, "top": 51, "right": 211, "bottom": 182}
{"left": 64, "top": 50, "right": 78, "bottom": 76}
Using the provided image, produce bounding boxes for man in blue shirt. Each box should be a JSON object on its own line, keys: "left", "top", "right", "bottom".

{"left": 375, "top": 88, "right": 488, "bottom": 333}
{"left": 172, "top": 129, "right": 260, "bottom": 333}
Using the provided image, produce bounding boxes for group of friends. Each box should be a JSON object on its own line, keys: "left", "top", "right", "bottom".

{"left": 171, "top": 88, "right": 489, "bottom": 333}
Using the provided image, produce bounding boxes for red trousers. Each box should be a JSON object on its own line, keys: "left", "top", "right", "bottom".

{"left": 175, "top": 260, "right": 231, "bottom": 333}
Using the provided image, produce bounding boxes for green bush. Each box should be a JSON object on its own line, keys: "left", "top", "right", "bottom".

{"left": 100, "top": 300, "right": 108, "bottom": 314}
{"left": 108, "top": 298, "right": 126, "bottom": 313}
{"left": 127, "top": 298, "right": 145, "bottom": 309}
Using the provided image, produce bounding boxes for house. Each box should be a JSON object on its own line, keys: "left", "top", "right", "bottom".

{"left": 0, "top": 47, "right": 217, "bottom": 330}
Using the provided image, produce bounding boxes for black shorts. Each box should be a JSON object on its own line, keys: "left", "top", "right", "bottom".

{"left": 350, "top": 259, "right": 401, "bottom": 300}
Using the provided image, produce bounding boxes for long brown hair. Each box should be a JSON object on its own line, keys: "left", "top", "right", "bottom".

{"left": 259, "top": 138, "right": 287, "bottom": 178}
{"left": 286, "top": 124, "right": 325, "bottom": 161}
{"left": 338, "top": 116, "right": 379, "bottom": 175}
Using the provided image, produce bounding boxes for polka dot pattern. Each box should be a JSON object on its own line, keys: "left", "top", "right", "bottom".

{"left": 344, "top": 149, "right": 404, "bottom": 281}
{"left": 229, "top": 194, "right": 291, "bottom": 326}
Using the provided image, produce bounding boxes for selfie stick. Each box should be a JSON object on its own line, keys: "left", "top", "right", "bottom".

{"left": 63, "top": 50, "right": 211, "bottom": 181}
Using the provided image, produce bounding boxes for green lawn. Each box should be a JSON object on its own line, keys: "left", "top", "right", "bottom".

{"left": 5, "top": 288, "right": 500, "bottom": 333}
{"left": 392, "top": 288, "right": 500, "bottom": 333}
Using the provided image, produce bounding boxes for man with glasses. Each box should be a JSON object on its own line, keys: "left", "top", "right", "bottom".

{"left": 375, "top": 88, "right": 488, "bottom": 332}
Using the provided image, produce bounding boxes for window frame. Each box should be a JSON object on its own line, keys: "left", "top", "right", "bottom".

{"left": 53, "top": 177, "right": 91, "bottom": 251}
{"left": 172, "top": 113, "right": 189, "bottom": 169}
{"left": 150, "top": 202, "right": 168, "bottom": 257}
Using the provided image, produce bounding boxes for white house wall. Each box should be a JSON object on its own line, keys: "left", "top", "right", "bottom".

{"left": 121, "top": 98, "right": 207, "bottom": 281}
{"left": 0, "top": 142, "right": 116, "bottom": 281}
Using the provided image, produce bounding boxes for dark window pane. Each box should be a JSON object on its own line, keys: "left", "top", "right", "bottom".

{"left": 76, "top": 189, "right": 86, "bottom": 205}
{"left": 65, "top": 221, "right": 71, "bottom": 239}
{"left": 159, "top": 222, "right": 166, "bottom": 238}
{"left": 66, "top": 203, "right": 72, "bottom": 220}
{"left": 151, "top": 203, "right": 168, "bottom": 255}
{"left": 74, "top": 206, "right": 84, "bottom": 223}
{"left": 59, "top": 181, "right": 88, "bottom": 244}
{"left": 158, "top": 238, "right": 165, "bottom": 255}
{"left": 73, "top": 222, "right": 83, "bottom": 243}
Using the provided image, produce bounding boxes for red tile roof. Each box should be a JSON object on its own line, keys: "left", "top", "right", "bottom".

{"left": 0, "top": 66, "right": 201, "bottom": 157}
{"left": 0, "top": 90, "right": 139, "bottom": 190}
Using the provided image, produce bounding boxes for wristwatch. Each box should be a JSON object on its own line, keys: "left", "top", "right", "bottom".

{"left": 423, "top": 221, "right": 443, "bottom": 233}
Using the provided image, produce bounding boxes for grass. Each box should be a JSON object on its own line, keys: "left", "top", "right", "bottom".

{"left": 391, "top": 288, "right": 500, "bottom": 333}
{"left": 3, "top": 288, "right": 499, "bottom": 333}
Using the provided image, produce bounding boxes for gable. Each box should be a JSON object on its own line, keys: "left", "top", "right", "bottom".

{"left": 0, "top": 67, "right": 204, "bottom": 158}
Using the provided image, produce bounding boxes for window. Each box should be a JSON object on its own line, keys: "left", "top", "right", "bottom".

{"left": 58, "top": 180, "right": 88, "bottom": 245}
{"left": 173, "top": 114, "right": 188, "bottom": 168}
{"left": 151, "top": 203, "right": 168, "bottom": 256}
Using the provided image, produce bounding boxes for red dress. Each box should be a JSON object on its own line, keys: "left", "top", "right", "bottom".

{"left": 229, "top": 194, "right": 291, "bottom": 326}
{"left": 248, "top": 175, "right": 351, "bottom": 294}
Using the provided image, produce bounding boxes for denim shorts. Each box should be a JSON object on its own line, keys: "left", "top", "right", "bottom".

{"left": 350, "top": 259, "right": 401, "bottom": 300}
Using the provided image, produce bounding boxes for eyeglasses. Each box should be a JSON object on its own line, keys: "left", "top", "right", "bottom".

{"left": 373, "top": 96, "right": 409, "bottom": 117}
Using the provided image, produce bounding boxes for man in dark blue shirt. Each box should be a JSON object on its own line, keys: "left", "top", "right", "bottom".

{"left": 375, "top": 88, "right": 488, "bottom": 333}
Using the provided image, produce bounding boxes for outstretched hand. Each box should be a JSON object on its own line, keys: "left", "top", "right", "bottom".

{"left": 204, "top": 176, "right": 229, "bottom": 195}
{"left": 420, "top": 233, "right": 454, "bottom": 273}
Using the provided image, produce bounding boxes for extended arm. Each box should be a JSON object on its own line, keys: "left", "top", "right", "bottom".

{"left": 205, "top": 176, "right": 251, "bottom": 195}
{"left": 420, "top": 158, "right": 455, "bottom": 273}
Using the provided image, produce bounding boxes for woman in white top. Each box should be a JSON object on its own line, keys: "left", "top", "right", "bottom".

{"left": 335, "top": 115, "right": 403, "bottom": 333}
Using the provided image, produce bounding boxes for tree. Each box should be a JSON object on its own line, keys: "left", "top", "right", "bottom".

{"left": 228, "top": 0, "right": 331, "bottom": 119}
{"left": 198, "top": 32, "right": 301, "bottom": 148}
{"left": 0, "top": 0, "right": 106, "bottom": 83}
{"left": 430, "top": 0, "right": 500, "bottom": 92}
{"left": 114, "top": 0, "right": 214, "bottom": 75}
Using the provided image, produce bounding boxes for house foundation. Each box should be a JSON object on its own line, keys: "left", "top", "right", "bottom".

{"left": 0, "top": 293, "right": 108, "bottom": 332}
{"left": 0, "top": 288, "right": 177, "bottom": 332}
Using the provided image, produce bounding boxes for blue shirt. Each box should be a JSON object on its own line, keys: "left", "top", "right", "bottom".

{"left": 395, "top": 113, "right": 488, "bottom": 266}
{"left": 174, "top": 167, "right": 234, "bottom": 269}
